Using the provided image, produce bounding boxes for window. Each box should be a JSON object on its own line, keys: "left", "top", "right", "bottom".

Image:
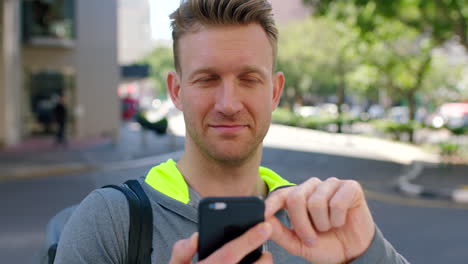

{"left": 22, "top": 0, "right": 75, "bottom": 45}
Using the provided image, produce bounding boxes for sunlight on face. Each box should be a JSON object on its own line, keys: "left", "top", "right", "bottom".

{"left": 172, "top": 24, "right": 284, "bottom": 165}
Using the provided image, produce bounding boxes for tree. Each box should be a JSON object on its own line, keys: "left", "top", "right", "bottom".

{"left": 421, "top": 45, "right": 467, "bottom": 107}
{"left": 347, "top": 19, "right": 466, "bottom": 141}
{"left": 277, "top": 18, "right": 360, "bottom": 132}
{"left": 140, "top": 46, "right": 175, "bottom": 97}
{"left": 304, "top": 0, "right": 468, "bottom": 51}
{"left": 371, "top": 21, "right": 434, "bottom": 118}
{"left": 277, "top": 19, "right": 338, "bottom": 108}
{"left": 304, "top": 0, "right": 468, "bottom": 141}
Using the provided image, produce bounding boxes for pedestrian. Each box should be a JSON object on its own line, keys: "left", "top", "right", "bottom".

{"left": 54, "top": 0, "right": 409, "bottom": 263}
{"left": 53, "top": 95, "right": 67, "bottom": 146}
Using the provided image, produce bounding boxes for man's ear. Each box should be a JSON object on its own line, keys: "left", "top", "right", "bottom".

{"left": 272, "top": 72, "right": 285, "bottom": 109}
{"left": 167, "top": 72, "right": 183, "bottom": 110}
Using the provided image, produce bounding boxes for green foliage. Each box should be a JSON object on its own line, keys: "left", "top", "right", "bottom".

{"left": 439, "top": 142, "right": 460, "bottom": 157}
{"left": 447, "top": 127, "right": 468, "bottom": 136}
{"left": 300, "top": 115, "right": 336, "bottom": 130}
{"left": 272, "top": 108, "right": 301, "bottom": 126}
{"left": 346, "top": 62, "right": 380, "bottom": 101}
{"left": 338, "top": 114, "right": 361, "bottom": 125}
{"left": 135, "top": 111, "right": 168, "bottom": 135}
{"left": 277, "top": 18, "right": 361, "bottom": 105}
{"left": 371, "top": 119, "right": 422, "bottom": 139}
{"left": 272, "top": 108, "right": 360, "bottom": 131}
{"left": 426, "top": 51, "right": 467, "bottom": 105}
{"left": 304, "top": 0, "right": 468, "bottom": 50}
{"left": 140, "top": 46, "right": 174, "bottom": 96}
{"left": 303, "top": 0, "right": 468, "bottom": 124}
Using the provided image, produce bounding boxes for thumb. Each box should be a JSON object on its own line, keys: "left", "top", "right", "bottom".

{"left": 169, "top": 232, "right": 198, "bottom": 264}
{"left": 268, "top": 217, "right": 302, "bottom": 256}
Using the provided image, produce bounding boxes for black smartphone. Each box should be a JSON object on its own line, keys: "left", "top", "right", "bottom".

{"left": 198, "top": 196, "right": 265, "bottom": 263}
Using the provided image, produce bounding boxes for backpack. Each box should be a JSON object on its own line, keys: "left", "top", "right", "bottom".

{"left": 43, "top": 180, "right": 153, "bottom": 264}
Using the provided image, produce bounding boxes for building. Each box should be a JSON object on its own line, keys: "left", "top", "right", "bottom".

{"left": 0, "top": 0, "right": 120, "bottom": 148}
{"left": 117, "top": 0, "right": 155, "bottom": 112}
{"left": 269, "top": 0, "right": 310, "bottom": 25}
{"left": 119, "top": 0, "right": 154, "bottom": 65}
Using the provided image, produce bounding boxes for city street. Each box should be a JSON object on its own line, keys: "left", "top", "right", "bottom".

{"left": 2, "top": 1, "right": 467, "bottom": 263}
{"left": 1, "top": 144, "right": 467, "bottom": 263}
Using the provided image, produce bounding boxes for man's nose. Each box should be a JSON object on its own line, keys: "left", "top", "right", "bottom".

{"left": 214, "top": 79, "right": 243, "bottom": 116}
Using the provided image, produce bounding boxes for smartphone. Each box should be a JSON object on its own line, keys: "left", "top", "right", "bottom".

{"left": 198, "top": 196, "right": 265, "bottom": 263}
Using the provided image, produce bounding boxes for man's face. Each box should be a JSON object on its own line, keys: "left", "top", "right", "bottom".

{"left": 168, "top": 23, "right": 284, "bottom": 165}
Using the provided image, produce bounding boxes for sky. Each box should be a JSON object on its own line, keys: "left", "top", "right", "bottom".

{"left": 149, "top": 0, "right": 180, "bottom": 40}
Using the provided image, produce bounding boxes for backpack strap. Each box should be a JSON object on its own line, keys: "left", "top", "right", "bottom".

{"left": 48, "top": 243, "right": 58, "bottom": 264}
{"left": 103, "top": 180, "right": 153, "bottom": 264}
{"left": 125, "top": 180, "right": 153, "bottom": 263}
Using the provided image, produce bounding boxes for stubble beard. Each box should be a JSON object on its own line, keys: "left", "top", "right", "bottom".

{"left": 186, "top": 122, "right": 268, "bottom": 167}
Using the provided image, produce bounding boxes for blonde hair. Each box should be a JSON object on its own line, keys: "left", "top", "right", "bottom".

{"left": 170, "top": 0, "right": 278, "bottom": 72}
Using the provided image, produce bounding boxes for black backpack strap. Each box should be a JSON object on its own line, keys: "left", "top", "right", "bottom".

{"left": 125, "top": 180, "right": 153, "bottom": 264}
{"left": 48, "top": 243, "right": 58, "bottom": 264}
{"left": 103, "top": 180, "right": 153, "bottom": 264}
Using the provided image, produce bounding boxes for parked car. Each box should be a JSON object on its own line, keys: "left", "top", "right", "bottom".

{"left": 122, "top": 96, "right": 139, "bottom": 121}
{"left": 319, "top": 103, "right": 338, "bottom": 116}
{"left": 386, "top": 106, "right": 427, "bottom": 124}
{"left": 387, "top": 106, "right": 409, "bottom": 124}
{"left": 427, "top": 102, "right": 468, "bottom": 129}
{"left": 294, "top": 106, "right": 321, "bottom": 117}
{"left": 367, "top": 104, "right": 385, "bottom": 119}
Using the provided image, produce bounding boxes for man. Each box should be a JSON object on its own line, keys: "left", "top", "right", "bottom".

{"left": 55, "top": 0, "right": 409, "bottom": 263}
{"left": 53, "top": 95, "right": 67, "bottom": 146}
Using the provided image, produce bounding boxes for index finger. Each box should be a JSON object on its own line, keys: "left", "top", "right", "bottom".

{"left": 169, "top": 233, "right": 198, "bottom": 264}
{"left": 199, "top": 222, "right": 272, "bottom": 264}
{"left": 264, "top": 188, "right": 291, "bottom": 219}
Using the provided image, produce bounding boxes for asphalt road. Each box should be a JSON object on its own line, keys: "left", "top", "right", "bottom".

{"left": 1, "top": 147, "right": 467, "bottom": 263}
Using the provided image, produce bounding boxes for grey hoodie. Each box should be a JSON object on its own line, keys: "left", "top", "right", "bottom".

{"left": 54, "top": 160, "right": 409, "bottom": 263}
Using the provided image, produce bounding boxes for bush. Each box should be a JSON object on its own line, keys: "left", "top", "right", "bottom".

{"left": 447, "top": 127, "right": 468, "bottom": 136}
{"left": 135, "top": 111, "right": 168, "bottom": 135}
{"left": 272, "top": 108, "right": 360, "bottom": 132}
{"left": 439, "top": 142, "right": 460, "bottom": 156}
{"left": 339, "top": 114, "right": 361, "bottom": 125}
{"left": 300, "top": 115, "right": 336, "bottom": 130}
{"left": 272, "top": 108, "right": 301, "bottom": 126}
{"left": 371, "top": 120, "right": 423, "bottom": 139}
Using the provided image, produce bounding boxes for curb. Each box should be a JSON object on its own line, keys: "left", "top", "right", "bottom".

{"left": 0, "top": 163, "right": 96, "bottom": 182}
{"left": 98, "top": 150, "right": 184, "bottom": 172}
{"left": 0, "top": 150, "right": 185, "bottom": 183}
{"left": 397, "top": 161, "right": 468, "bottom": 203}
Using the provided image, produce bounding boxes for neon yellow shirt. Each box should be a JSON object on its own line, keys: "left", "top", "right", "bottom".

{"left": 145, "top": 159, "right": 294, "bottom": 204}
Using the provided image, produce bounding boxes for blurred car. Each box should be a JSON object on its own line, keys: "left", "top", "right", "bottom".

{"left": 367, "top": 105, "right": 385, "bottom": 119}
{"left": 122, "top": 96, "right": 139, "bottom": 120}
{"left": 349, "top": 105, "right": 364, "bottom": 118}
{"left": 427, "top": 102, "right": 468, "bottom": 129}
{"left": 320, "top": 103, "right": 338, "bottom": 116}
{"left": 387, "top": 106, "right": 409, "bottom": 123}
{"left": 294, "top": 106, "right": 321, "bottom": 117}
{"left": 386, "top": 106, "right": 427, "bottom": 124}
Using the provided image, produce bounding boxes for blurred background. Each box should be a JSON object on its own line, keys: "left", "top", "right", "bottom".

{"left": 0, "top": 0, "right": 467, "bottom": 263}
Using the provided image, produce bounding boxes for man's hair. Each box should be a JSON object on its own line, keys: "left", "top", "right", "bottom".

{"left": 170, "top": 0, "right": 278, "bottom": 73}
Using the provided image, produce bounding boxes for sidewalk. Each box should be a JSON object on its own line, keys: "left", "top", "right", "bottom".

{"left": 397, "top": 161, "right": 468, "bottom": 203}
{"left": 0, "top": 120, "right": 185, "bottom": 181}
{"left": 1, "top": 113, "right": 467, "bottom": 202}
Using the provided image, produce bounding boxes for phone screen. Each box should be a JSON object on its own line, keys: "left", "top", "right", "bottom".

{"left": 198, "top": 197, "right": 265, "bottom": 263}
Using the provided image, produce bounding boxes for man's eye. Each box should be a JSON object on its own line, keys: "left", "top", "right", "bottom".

{"left": 241, "top": 78, "right": 258, "bottom": 83}
{"left": 198, "top": 78, "right": 217, "bottom": 82}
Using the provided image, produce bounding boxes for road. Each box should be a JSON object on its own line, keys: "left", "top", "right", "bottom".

{"left": 1, "top": 146, "right": 467, "bottom": 263}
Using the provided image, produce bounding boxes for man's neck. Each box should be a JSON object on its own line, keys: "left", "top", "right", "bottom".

{"left": 176, "top": 145, "right": 266, "bottom": 198}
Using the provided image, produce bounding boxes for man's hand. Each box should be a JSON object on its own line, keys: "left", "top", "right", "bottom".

{"left": 265, "top": 177, "right": 375, "bottom": 264}
{"left": 169, "top": 222, "right": 274, "bottom": 264}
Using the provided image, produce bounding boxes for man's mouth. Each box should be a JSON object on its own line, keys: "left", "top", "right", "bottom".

{"left": 209, "top": 124, "right": 248, "bottom": 133}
